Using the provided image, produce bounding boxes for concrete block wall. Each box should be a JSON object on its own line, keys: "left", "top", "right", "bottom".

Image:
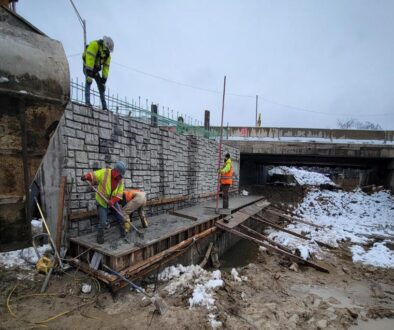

{"left": 37, "top": 103, "right": 239, "bottom": 238}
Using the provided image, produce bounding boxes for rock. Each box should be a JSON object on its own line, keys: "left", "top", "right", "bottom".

{"left": 346, "top": 308, "right": 359, "bottom": 319}
{"left": 274, "top": 272, "right": 281, "bottom": 280}
{"left": 327, "top": 297, "right": 341, "bottom": 305}
{"left": 288, "top": 314, "right": 299, "bottom": 324}
{"left": 342, "top": 266, "right": 350, "bottom": 274}
{"left": 317, "top": 319, "right": 327, "bottom": 329}
{"left": 139, "top": 296, "right": 152, "bottom": 307}
{"left": 81, "top": 283, "right": 92, "bottom": 294}
{"left": 289, "top": 262, "right": 299, "bottom": 272}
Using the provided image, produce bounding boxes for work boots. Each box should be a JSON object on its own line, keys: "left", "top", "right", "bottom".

{"left": 119, "top": 225, "right": 126, "bottom": 238}
{"left": 97, "top": 229, "right": 104, "bottom": 244}
{"left": 140, "top": 216, "right": 148, "bottom": 228}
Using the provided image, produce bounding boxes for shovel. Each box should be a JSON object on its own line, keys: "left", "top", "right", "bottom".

{"left": 86, "top": 181, "right": 144, "bottom": 239}
{"left": 103, "top": 264, "right": 168, "bottom": 315}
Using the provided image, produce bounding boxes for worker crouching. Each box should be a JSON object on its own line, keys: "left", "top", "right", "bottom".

{"left": 121, "top": 189, "right": 148, "bottom": 232}
{"left": 81, "top": 160, "right": 126, "bottom": 244}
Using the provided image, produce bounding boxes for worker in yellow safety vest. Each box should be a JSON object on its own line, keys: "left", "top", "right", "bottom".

{"left": 219, "top": 153, "right": 233, "bottom": 209}
{"left": 81, "top": 160, "right": 126, "bottom": 244}
{"left": 82, "top": 36, "right": 114, "bottom": 110}
{"left": 120, "top": 189, "right": 148, "bottom": 232}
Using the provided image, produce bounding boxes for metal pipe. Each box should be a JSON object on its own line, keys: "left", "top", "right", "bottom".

{"left": 215, "top": 76, "right": 226, "bottom": 211}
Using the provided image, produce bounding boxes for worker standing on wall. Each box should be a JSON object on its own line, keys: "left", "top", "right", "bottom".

{"left": 81, "top": 161, "right": 126, "bottom": 244}
{"left": 121, "top": 189, "right": 148, "bottom": 232}
{"left": 82, "top": 36, "right": 114, "bottom": 110}
{"left": 219, "top": 153, "right": 233, "bottom": 209}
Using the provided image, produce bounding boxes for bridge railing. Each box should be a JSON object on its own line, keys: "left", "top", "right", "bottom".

{"left": 210, "top": 126, "right": 394, "bottom": 144}
{"left": 70, "top": 79, "right": 217, "bottom": 139}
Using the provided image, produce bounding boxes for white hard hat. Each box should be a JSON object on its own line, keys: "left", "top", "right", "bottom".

{"left": 103, "top": 36, "right": 114, "bottom": 52}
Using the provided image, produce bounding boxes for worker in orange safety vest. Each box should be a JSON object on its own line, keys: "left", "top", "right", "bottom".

{"left": 219, "top": 153, "right": 233, "bottom": 209}
{"left": 120, "top": 189, "right": 148, "bottom": 232}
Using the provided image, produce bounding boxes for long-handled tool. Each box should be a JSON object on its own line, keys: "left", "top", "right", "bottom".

{"left": 35, "top": 198, "right": 64, "bottom": 269}
{"left": 86, "top": 181, "right": 144, "bottom": 238}
{"left": 103, "top": 264, "right": 168, "bottom": 315}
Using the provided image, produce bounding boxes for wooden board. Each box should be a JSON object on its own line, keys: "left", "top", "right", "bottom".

{"left": 216, "top": 200, "right": 270, "bottom": 229}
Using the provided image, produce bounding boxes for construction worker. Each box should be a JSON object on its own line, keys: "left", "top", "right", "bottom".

{"left": 219, "top": 153, "right": 233, "bottom": 209}
{"left": 120, "top": 189, "right": 148, "bottom": 232}
{"left": 81, "top": 160, "right": 126, "bottom": 244}
{"left": 82, "top": 36, "right": 114, "bottom": 110}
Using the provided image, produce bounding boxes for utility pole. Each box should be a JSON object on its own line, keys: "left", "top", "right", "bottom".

{"left": 69, "top": 0, "right": 87, "bottom": 49}
{"left": 255, "top": 95, "right": 258, "bottom": 127}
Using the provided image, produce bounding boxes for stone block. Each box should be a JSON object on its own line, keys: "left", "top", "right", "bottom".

{"left": 75, "top": 150, "right": 89, "bottom": 162}
{"left": 78, "top": 219, "right": 91, "bottom": 231}
{"left": 68, "top": 137, "right": 84, "bottom": 150}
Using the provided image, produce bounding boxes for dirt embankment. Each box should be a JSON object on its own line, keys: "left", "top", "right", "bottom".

{"left": 1, "top": 185, "right": 393, "bottom": 329}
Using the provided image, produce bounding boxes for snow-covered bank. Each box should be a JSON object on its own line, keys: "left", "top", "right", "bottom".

{"left": 268, "top": 166, "right": 335, "bottom": 186}
{"left": 267, "top": 168, "right": 394, "bottom": 268}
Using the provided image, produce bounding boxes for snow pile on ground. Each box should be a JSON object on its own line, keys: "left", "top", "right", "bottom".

{"left": 0, "top": 219, "right": 50, "bottom": 270}
{"left": 268, "top": 186, "right": 394, "bottom": 268}
{"left": 159, "top": 264, "right": 223, "bottom": 308}
{"left": 159, "top": 264, "right": 224, "bottom": 327}
{"left": 269, "top": 166, "right": 335, "bottom": 186}
{"left": 0, "top": 244, "right": 52, "bottom": 269}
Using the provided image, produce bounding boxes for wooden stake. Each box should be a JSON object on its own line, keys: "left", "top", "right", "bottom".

{"left": 55, "top": 176, "right": 66, "bottom": 253}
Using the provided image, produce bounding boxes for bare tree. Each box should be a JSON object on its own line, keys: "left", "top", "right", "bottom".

{"left": 337, "top": 118, "right": 382, "bottom": 130}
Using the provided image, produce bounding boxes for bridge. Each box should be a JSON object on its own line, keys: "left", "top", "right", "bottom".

{"left": 217, "top": 127, "right": 394, "bottom": 190}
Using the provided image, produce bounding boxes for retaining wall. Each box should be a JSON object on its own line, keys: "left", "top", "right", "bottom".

{"left": 35, "top": 103, "right": 239, "bottom": 240}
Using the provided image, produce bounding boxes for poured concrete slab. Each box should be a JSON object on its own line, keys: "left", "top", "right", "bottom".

{"left": 70, "top": 195, "right": 264, "bottom": 258}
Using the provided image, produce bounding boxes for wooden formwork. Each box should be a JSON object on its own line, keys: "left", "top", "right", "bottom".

{"left": 68, "top": 196, "right": 265, "bottom": 289}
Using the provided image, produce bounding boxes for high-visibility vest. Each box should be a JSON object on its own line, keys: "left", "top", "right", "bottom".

{"left": 82, "top": 40, "right": 111, "bottom": 79}
{"left": 220, "top": 158, "right": 233, "bottom": 185}
{"left": 89, "top": 168, "right": 124, "bottom": 208}
{"left": 123, "top": 189, "right": 143, "bottom": 202}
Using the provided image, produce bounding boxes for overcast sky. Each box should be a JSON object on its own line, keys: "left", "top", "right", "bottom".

{"left": 19, "top": 0, "right": 394, "bottom": 129}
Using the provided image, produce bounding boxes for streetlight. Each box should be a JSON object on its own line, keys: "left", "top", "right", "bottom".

{"left": 69, "top": 0, "right": 86, "bottom": 49}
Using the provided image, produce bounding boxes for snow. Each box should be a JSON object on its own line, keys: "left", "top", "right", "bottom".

{"left": 159, "top": 264, "right": 224, "bottom": 327}
{"left": 0, "top": 219, "right": 50, "bottom": 270}
{"left": 268, "top": 166, "right": 335, "bottom": 186}
{"left": 0, "top": 244, "right": 51, "bottom": 269}
{"left": 267, "top": 168, "right": 394, "bottom": 268}
{"left": 351, "top": 243, "right": 394, "bottom": 268}
{"left": 208, "top": 313, "right": 222, "bottom": 328}
{"left": 0, "top": 76, "right": 9, "bottom": 83}
{"left": 231, "top": 268, "right": 242, "bottom": 282}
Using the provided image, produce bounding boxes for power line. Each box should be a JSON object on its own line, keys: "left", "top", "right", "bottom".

{"left": 64, "top": 58, "right": 392, "bottom": 118}
{"left": 111, "top": 61, "right": 393, "bottom": 117}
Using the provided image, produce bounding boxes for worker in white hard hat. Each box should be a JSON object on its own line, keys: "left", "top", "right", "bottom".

{"left": 82, "top": 36, "right": 114, "bottom": 110}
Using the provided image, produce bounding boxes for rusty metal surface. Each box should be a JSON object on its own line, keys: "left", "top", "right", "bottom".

{"left": 0, "top": 7, "right": 69, "bottom": 251}
{"left": 0, "top": 7, "right": 70, "bottom": 103}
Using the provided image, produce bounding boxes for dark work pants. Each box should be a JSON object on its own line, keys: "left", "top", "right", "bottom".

{"left": 221, "top": 184, "right": 230, "bottom": 209}
{"left": 97, "top": 203, "right": 123, "bottom": 230}
{"left": 84, "top": 68, "right": 107, "bottom": 110}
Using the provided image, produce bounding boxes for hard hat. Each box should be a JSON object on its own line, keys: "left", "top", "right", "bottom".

{"left": 114, "top": 160, "right": 126, "bottom": 176}
{"left": 103, "top": 36, "right": 114, "bottom": 52}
